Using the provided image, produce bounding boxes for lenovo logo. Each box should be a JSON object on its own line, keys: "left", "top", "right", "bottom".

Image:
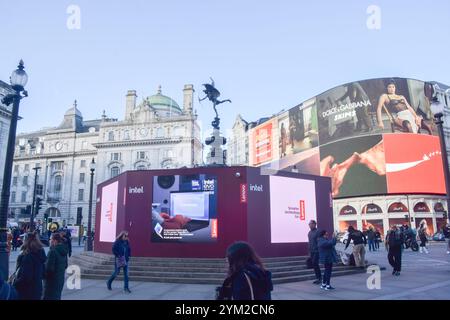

{"left": 240, "top": 184, "right": 247, "bottom": 203}
{"left": 129, "top": 186, "right": 144, "bottom": 194}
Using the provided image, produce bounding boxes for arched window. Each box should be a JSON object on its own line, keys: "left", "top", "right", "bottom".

{"left": 136, "top": 165, "right": 147, "bottom": 170}
{"left": 48, "top": 208, "right": 61, "bottom": 218}
{"left": 111, "top": 167, "right": 120, "bottom": 178}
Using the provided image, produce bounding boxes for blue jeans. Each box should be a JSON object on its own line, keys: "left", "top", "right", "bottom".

{"left": 368, "top": 240, "right": 376, "bottom": 251}
{"left": 107, "top": 260, "right": 129, "bottom": 289}
{"left": 322, "top": 263, "right": 333, "bottom": 286}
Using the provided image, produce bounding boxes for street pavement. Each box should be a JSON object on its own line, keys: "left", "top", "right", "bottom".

{"left": 7, "top": 241, "right": 450, "bottom": 300}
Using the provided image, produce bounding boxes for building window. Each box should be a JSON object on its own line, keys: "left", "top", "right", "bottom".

{"left": 124, "top": 130, "right": 130, "bottom": 140}
{"left": 81, "top": 160, "right": 86, "bottom": 168}
{"left": 137, "top": 165, "right": 147, "bottom": 170}
{"left": 156, "top": 127, "right": 164, "bottom": 138}
{"left": 111, "top": 153, "right": 121, "bottom": 161}
{"left": 21, "top": 192, "right": 27, "bottom": 203}
{"left": 11, "top": 192, "right": 16, "bottom": 203}
{"left": 137, "top": 151, "right": 146, "bottom": 160}
{"left": 51, "top": 161, "right": 64, "bottom": 171}
{"left": 22, "top": 176, "right": 28, "bottom": 186}
{"left": 24, "top": 164, "right": 29, "bottom": 172}
{"left": 14, "top": 165, "right": 19, "bottom": 172}
{"left": 12, "top": 177, "right": 18, "bottom": 186}
{"left": 111, "top": 167, "right": 120, "bottom": 178}
{"left": 49, "top": 208, "right": 61, "bottom": 218}
{"left": 78, "top": 189, "right": 84, "bottom": 201}
{"left": 35, "top": 163, "right": 40, "bottom": 169}
{"left": 79, "top": 173, "right": 85, "bottom": 183}
{"left": 108, "top": 131, "right": 115, "bottom": 141}
{"left": 36, "top": 184, "right": 43, "bottom": 196}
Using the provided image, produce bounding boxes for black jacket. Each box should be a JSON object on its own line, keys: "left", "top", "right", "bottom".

{"left": 112, "top": 239, "right": 131, "bottom": 262}
{"left": 227, "top": 263, "right": 273, "bottom": 300}
{"left": 386, "top": 230, "right": 404, "bottom": 249}
{"left": 14, "top": 249, "right": 47, "bottom": 300}
{"left": 443, "top": 226, "right": 450, "bottom": 239}
{"left": 308, "top": 228, "right": 320, "bottom": 254}
{"left": 367, "top": 230, "right": 375, "bottom": 241}
{"left": 345, "top": 230, "right": 367, "bottom": 249}
{"left": 44, "top": 243, "right": 68, "bottom": 300}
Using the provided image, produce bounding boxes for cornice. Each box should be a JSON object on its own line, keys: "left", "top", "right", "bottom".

{"left": 14, "top": 150, "right": 98, "bottom": 161}
{"left": 93, "top": 137, "right": 199, "bottom": 148}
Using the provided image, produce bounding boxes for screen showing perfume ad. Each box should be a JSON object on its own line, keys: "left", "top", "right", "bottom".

{"left": 151, "top": 174, "right": 218, "bottom": 243}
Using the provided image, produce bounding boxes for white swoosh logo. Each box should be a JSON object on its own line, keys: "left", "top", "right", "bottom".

{"left": 386, "top": 152, "right": 439, "bottom": 173}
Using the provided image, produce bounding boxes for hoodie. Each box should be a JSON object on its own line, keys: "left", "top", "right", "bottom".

{"left": 231, "top": 263, "right": 273, "bottom": 300}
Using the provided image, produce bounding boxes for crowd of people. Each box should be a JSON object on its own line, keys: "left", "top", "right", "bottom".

{"left": 0, "top": 226, "right": 73, "bottom": 300}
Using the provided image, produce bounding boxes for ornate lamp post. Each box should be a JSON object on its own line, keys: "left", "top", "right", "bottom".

{"left": 430, "top": 96, "right": 450, "bottom": 224}
{"left": 86, "top": 158, "right": 96, "bottom": 251}
{"left": 0, "top": 60, "right": 28, "bottom": 279}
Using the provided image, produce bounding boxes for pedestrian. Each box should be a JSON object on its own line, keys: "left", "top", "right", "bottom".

{"left": 318, "top": 229, "right": 338, "bottom": 290}
{"left": 443, "top": 223, "right": 450, "bottom": 254}
{"left": 386, "top": 225, "right": 404, "bottom": 276}
{"left": 43, "top": 233, "right": 68, "bottom": 300}
{"left": 107, "top": 231, "right": 131, "bottom": 293}
{"left": 13, "top": 231, "right": 47, "bottom": 300}
{"left": 61, "top": 228, "right": 72, "bottom": 258}
{"left": 344, "top": 226, "right": 367, "bottom": 268}
{"left": 216, "top": 241, "right": 273, "bottom": 300}
{"left": 418, "top": 223, "right": 429, "bottom": 254}
{"left": 374, "top": 229, "right": 381, "bottom": 250}
{"left": 367, "top": 227, "right": 376, "bottom": 252}
{"left": 12, "top": 227, "right": 20, "bottom": 251}
{"left": 307, "top": 220, "right": 322, "bottom": 285}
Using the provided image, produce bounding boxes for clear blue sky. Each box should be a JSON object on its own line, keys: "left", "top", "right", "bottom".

{"left": 1, "top": 0, "right": 449, "bottom": 137}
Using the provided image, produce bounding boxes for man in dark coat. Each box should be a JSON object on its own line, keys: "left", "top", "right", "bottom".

{"left": 308, "top": 220, "right": 322, "bottom": 284}
{"left": 386, "top": 225, "right": 404, "bottom": 276}
{"left": 44, "top": 233, "right": 68, "bottom": 300}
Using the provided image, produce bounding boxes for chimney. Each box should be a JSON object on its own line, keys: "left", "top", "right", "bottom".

{"left": 183, "top": 84, "right": 194, "bottom": 114}
{"left": 125, "top": 90, "right": 137, "bottom": 121}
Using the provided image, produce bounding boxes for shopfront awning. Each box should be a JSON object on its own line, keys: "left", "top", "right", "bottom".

{"left": 388, "top": 202, "right": 408, "bottom": 213}
{"left": 362, "top": 203, "right": 382, "bottom": 214}
{"left": 339, "top": 205, "right": 357, "bottom": 215}
{"left": 414, "top": 202, "right": 430, "bottom": 213}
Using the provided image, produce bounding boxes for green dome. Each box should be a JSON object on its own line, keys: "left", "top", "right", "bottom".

{"left": 147, "top": 86, "right": 181, "bottom": 112}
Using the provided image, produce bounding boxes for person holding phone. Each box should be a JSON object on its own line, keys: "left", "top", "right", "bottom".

{"left": 318, "top": 230, "right": 338, "bottom": 291}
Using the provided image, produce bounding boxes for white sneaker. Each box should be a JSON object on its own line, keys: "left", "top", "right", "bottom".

{"left": 320, "top": 284, "right": 327, "bottom": 289}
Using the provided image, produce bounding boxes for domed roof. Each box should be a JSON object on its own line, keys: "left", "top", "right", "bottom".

{"left": 65, "top": 100, "right": 82, "bottom": 117}
{"left": 147, "top": 86, "right": 181, "bottom": 112}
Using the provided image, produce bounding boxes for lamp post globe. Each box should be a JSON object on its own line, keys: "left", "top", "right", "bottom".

{"left": 10, "top": 60, "right": 28, "bottom": 92}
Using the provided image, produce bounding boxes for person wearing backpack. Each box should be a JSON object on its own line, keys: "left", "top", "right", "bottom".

{"left": 43, "top": 233, "right": 69, "bottom": 300}
{"left": 418, "top": 223, "right": 429, "bottom": 254}
{"left": 386, "top": 225, "right": 404, "bottom": 276}
{"left": 107, "top": 231, "right": 132, "bottom": 293}
{"left": 345, "top": 226, "right": 367, "bottom": 268}
{"left": 13, "top": 231, "right": 47, "bottom": 300}
{"left": 217, "top": 241, "right": 273, "bottom": 300}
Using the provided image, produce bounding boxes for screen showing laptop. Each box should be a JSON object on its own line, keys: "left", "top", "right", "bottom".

{"left": 170, "top": 191, "right": 209, "bottom": 220}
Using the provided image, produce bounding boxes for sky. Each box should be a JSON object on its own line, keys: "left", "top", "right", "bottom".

{"left": 1, "top": 0, "right": 449, "bottom": 138}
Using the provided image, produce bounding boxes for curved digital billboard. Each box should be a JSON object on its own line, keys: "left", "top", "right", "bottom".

{"left": 249, "top": 77, "right": 446, "bottom": 198}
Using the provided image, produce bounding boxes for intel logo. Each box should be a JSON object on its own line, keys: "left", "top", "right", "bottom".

{"left": 129, "top": 186, "right": 144, "bottom": 194}
{"left": 249, "top": 184, "right": 263, "bottom": 192}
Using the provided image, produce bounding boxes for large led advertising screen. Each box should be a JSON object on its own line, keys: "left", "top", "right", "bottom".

{"left": 249, "top": 77, "right": 445, "bottom": 198}
{"left": 269, "top": 175, "right": 317, "bottom": 243}
{"left": 151, "top": 174, "right": 218, "bottom": 243}
{"left": 99, "top": 181, "right": 119, "bottom": 242}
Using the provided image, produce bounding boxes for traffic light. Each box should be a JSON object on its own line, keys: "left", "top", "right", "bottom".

{"left": 35, "top": 197, "right": 43, "bottom": 214}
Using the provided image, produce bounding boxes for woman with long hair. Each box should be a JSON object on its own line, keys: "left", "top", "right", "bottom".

{"left": 376, "top": 79, "right": 432, "bottom": 134}
{"left": 217, "top": 241, "right": 272, "bottom": 300}
{"left": 13, "top": 231, "right": 47, "bottom": 300}
{"left": 418, "top": 222, "right": 429, "bottom": 254}
{"left": 107, "top": 230, "right": 131, "bottom": 293}
{"left": 43, "top": 233, "right": 68, "bottom": 300}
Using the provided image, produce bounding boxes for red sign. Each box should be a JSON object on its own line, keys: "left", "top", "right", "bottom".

{"left": 211, "top": 219, "right": 218, "bottom": 239}
{"left": 384, "top": 134, "right": 445, "bottom": 194}
{"left": 251, "top": 121, "right": 274, "bottom": 165}
{"left": 299, "top": 200, "right": 305, "bottom": 220}
{"left": 240, "top": 184, "right": 247, "bottom": 203}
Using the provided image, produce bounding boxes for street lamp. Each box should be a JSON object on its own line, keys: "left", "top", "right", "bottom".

{"left": 30, "top": 166, "right": 41, "bottom": 232}
{"left": 430, "top": 96, "right": 450, "bottom": 224}
{"left": 0, "top": 60, "right": 28, "bottom": 280}
{"left": 86, "top": 158, "right": 96, "bottom": 251}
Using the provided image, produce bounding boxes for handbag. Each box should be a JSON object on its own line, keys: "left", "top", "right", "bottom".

{"left": 116, "top": 256, "right": 127, "bottom": 268}
{"left": 8, "top": 266, "right": 20, "bottom": 287}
